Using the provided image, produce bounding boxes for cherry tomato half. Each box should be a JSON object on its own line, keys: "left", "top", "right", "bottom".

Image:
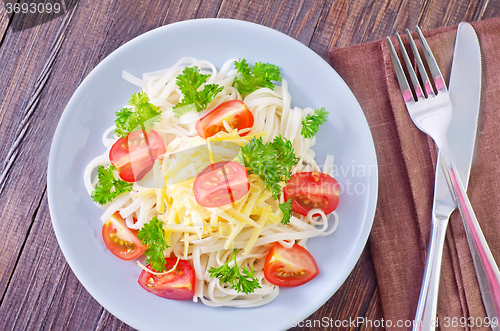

{"left": 109, "top": 129, "right": 166, "bottom": 182}
{"left": 193, "top": 161, "right": 249, "bottom": 208}
{"left": 283, "top": 172, "right": 340, "bottom": 216}
{"left": 138, "top": 258, "right": 195, "bottom": 300}
{"left": 195, "top": 100, "right": 254, "bottom": 139}
{"left": 102, "top": 212, "right": 146, "bottom": 261}
{"left": 264, "top": 242, "right": 319, "bottom": 287}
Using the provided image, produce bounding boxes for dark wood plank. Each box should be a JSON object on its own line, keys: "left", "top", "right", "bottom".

{"left": 95, "top": 309, "right": 135, "bottom": 331}
{"left": 0, "top": 4, "right": 80, "bottom": 303}
{"left": 360, "top": 286, "right": 385, "bottom": 331}
{"left": 309, "top": 0, "right": 491, "bottom": 60}
{"left": 289, "top": 248, "right": 379, "bottom": 331}
{"left": 0, "top": 197, "right": 106, "bottom": 330}
{"left": 217, "top": 0, "right": 326, "bottom": 45}
{"left": 415, "top": 0, "right": 489, "bottom": 29}
{"left": 481, "top": 0, "right": 500, "bottom": 19}
{"left": 309, "top": 0, "right": 403, "bottom": 58}
{"left": 91, "top": 0, "right": 210, "bottom": 65}
{"left": 0, "top": 4, "right": 11, "bottom": 42}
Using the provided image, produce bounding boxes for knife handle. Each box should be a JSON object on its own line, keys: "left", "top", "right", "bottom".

{"left": 413, "top": 215, "right": 448, "bottom": 331}
{"left": 439, "top": 146, "right": 500, "bottom": 330}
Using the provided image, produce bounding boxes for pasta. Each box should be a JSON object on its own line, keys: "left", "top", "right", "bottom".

{"left": 84, "top": 57, "right": 339, "bottom": 307}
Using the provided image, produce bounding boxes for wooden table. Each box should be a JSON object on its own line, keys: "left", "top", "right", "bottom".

{"left": 0, "top": 0, "right": 498, "bottom": 330}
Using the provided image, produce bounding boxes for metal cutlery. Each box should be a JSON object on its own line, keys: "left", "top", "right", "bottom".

{"left": 387, "top": 26, "right": 500, "bottom": 330}
{"left": 410, "top": 22, "right": 482, "bottom": 331}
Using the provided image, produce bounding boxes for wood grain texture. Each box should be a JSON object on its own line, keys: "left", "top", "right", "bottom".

{"left": 0, "top": 0, "right": 499, "bottom": 330}
{"left": 290, "top": 248, "right": 379, "bottom": 331}
{"left": 360, "top": 286, "right": 385, "bottom": 331}
{"left": 0, "top": 197, "right": 105, "bottom": 331}
{"left": 0, "top": 5, "right": 77, "bottom": 303}
{"left": 310, "top": 0, "right": 491, "bottom": 60}
{"left": 0, "top": 3, "right": 11, "bottom": 43}
{"left": 482, "top": 0, "right": 500, "bottom": 19}
{"left": 90, "top": 0, "right": 207, "bottom": 65}
{"left": 216, "top": 0, "right": 325, "bottom": 45}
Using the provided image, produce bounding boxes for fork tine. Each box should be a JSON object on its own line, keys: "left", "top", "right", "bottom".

{"left": 396, "top": 33, "right": 425, "bottom": 101}
{"left": 386, "top": 37, "right": 414, "bottom": 103}
{"left": 406, "top": 29, "right": 435, "bottom": 97}
{"left": 415, "top": 26, "right": 447, "bottom": 92}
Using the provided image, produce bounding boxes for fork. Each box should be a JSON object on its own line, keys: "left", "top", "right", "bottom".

{"left": 387, "top": 28, "right": 500, "bottom": 331}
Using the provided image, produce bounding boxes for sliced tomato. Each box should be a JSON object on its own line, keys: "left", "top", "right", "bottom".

{"left": 264, "top": 242, "right": 319, "bottom": 287}
{"left": 102, "top": 212, "right": 146, "bottom": 260}
{"left": 109, "top": 129, "right": 166, "bottom": 182}
{"left": 195, "top": 100, "right": 254, "bottom": 139}
{"left": 193, "top": 161, "right": 249, "bottom": 208}
{"left": 283, "top": 172, "right": 340, "bottom": 216}
{"left": 138, "top": 258, "right": 195, "bottom": 300}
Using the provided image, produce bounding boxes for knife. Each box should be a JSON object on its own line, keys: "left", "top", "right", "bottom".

{"left": 413, "top": 22, "right": 482, "bottom": 331}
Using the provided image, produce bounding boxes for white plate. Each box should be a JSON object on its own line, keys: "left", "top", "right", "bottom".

{"left": 48, "top": 18, "right": 378, "bottom": 331}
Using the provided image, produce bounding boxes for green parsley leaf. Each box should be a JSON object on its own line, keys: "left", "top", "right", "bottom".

{"left": 233, "top": 59, "right": 282, "bottom": 95}
{"left": 300, "top": 107, "right": 329, "bottom": 139}
{"left": 239, "top": 135, "right": 299, "bottom": 200}
{"left": 272, "top": 134, "right": 298, "bottom": 180}
{"left": 91, "top": 165, "right": 133, "bottom": 205}
{"left": 137, "top": 217, "right": 169, "bottom": 272}
{"left": 114, "top": 92, "right": 162, "bottom": 138}
{"left": 279, "top": 198, "right": 293, "bottom": 225}
{"left": 173, "top": 66, "right": 224, "bottom": 118}
{"left": 208, "top": 249, "right": 261, "bottom": 294}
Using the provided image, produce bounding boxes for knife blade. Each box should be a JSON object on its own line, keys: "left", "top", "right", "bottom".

{"left": 413, "top": 22, "right": 482, "bottom": 331}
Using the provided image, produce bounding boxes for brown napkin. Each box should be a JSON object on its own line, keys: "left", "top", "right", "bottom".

{"left": 329, "top": 18, "right": 500, "bottom": 331}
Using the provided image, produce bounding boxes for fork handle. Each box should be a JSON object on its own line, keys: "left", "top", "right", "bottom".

{"left": 413, "top": 215, "right": 448, "bottom": 331}
{"left": 440, "top": 147, "right": 500, "bottom": 330}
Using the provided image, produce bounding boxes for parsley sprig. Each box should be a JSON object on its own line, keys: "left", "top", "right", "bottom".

{"left": 233, "top": 59, "right": 282, "bottom": 95}
{"left": 240, "top": 135, "right": 299, "bottom": 200}
{"left": 91, "top": 165, "right": 133, "bottom": 205}
{"left": 208, "top": 249, "right": 261, "bottom": 294}
{"left": 300, "top": 107, "right": 329, "bottom": 138}
{"left": 173, "top": 66, "right": 224, "bottom": 118}
{"left": 279, "top": 198, "right": 293, "bottom": 225}
{"left": 240, "top": 136, "right": 299, "bottom": 225}
{"left": 137, "top": 217, "right": 169, "bottom": 272}
{"left": 115, "top": 92, "right": 162, "bottom": 138}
